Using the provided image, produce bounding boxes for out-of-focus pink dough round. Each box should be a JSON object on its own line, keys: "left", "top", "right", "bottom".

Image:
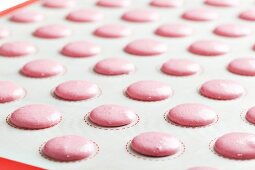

{"left": 10, "top": 10, "right": 44, "bottom": 23}
{"left": 124, "top": 39, "right": 167, "bottom": 56}
{"left": 188, "top": 167, "right": 219, "bottom": 170}
{"left": 94, "top": 58, "right": 135, "bottom": 75}
{"left": 155, "top": 24, "right": 193, "bottom": 38}
{"left": 42, "top": 0, "right": 76, "bottom": 8}
{"left": 246, "top": 106, "right": 255, "bottom": 124}
{"left": 9, "top": 104, "right": 62, "bottom": 129}
{"left": 21, "top": 59, "right": 65, "bottom": 78}
{"left": 214, "top": 24, "right": 251, "bottom": 37}
{"left": 94, "top": 24, "right": 131, "bottom": 38}
{"left": 131, "top": 132, "right": 181, "bottom": 157}
{"left": 61, "top": 41, "right": 101, "bottom": 58}
{"left": 161, "top": 59, "right": 200, "bottom": 76}
{"left": 205, "top": 0, "right": 239, "bottom": 7}
{"left": 0, "top": 41, "right": 36, "bottom": 57}
{"left": 0, "top": 81, "right": 25, "bottom": 103}
{"left": 0, "top": 27, "right": 10, "bottom": 39}
{"left": 189, "top": 40, "right": 229, "bottom": 56}
{"left": 182, "top": 8, "right": 218, "bottom": 21}
{"left": 228, "top": 58, "right": 255, "bottom": 76}
{"left": 126, "top": 80, "right": 172, "bottom": 101}
{"left": 122, "top": 9, "right": 159, "bottom": 22}
{"left": 66, "top": 9, "right": 103, "bottom": 22}
{"left": 54, "top": 80, "right": 100, "bottom": 101}
{"left": 150, "top": 0, "right": 182, "bottom": 8}
{"left": 167, "top": 103, "right": 217, "bottom": 127}
{"left": 42, "top": 135, "right": 95, "bottom": 161}
{"left": 214, "top": 132, "right": 255, "bottom": 159}
{"left": 200, "top": 79, "right": 244, "bottom": 100}
{"left": 34, "top": 25, "right": 71, "bottom": 39}
{"left": 239, "top": 9, "right": 255, "bottom": 21}
{"left": 89, "top": 104, "right": 137, "bottom": 127}
{"left": 96, "top": 0, "right": 130, "bottom": 7}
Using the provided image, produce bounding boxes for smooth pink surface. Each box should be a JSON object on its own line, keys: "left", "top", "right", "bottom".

{"left": 0, "top": 81, "right": 25, "bottom": 103}
{"left": 0, "top": 42, "right": 36, "bottom": 57}
{"left": 10, "top": 10, "right": 44, "bottom": 23}
{"left": 214, "top": 24, "right": 251, "bottom": 37}
{"left": 239, "top": 9, "right": 255, "bottom": 21}
{"left": 61, "top": 41, "right": 101, "bottom": 58}
{"left": 126, "top": 80, "right": 172, "bottom": 101}
{"left": 214, "top": 132, "right": 255, "bottom": 159}
{"left": 131, "top": 132, "right": 181, "bottom": 157}
{"left": 228, "top": 58, "right": 255, "bottom": 76}
{"left": 10, "top": 104, "right": 61, "bottom": 129}
{"left": 124, "top": 39, "right": 167, "bottom": 56}
{"left": 205, "top": 0, "right": 239, "bottom": 7}
{"left": 246, "top": 106, "right": 255, "bottom": 124}
{"left": 54, "top": 80, "right": 100, "bottom": 101}
{"left": 200, "top": 79, "right": 244, "bottom": 100}
{"left": 182, "top": 8, "right": 218, "bottom": 21}
{"left": 189, "top": 40, "right": 229, "bottom": 56}
{"left": 167, "top": 103, "right": 217, "bottom": 127}
{"left": 89, "top": 104, "right": 137, "bottom": 127}
{"left": 34, "top": 25, "right": 71, "bottom": 39}
{"left": 156, "top": 24, "right": 192, "bottom": 38}
{"left": 94, "top": 24, "right": 131, "bottom": 38}
{"left": 97, "top": 0, "right": 130, "bottom": 7}
{"left": 0, "top": 27, "right": 9, "bottom": 39}
{"left": 188, "top": 167, "right": 219, "bottom": 170}
{"left": 94, "top": 58, "right": 135, "bottom": 75}
{"left": 21, "top": 59, "right": 65, "bottom": 78}
{"left": 150, "top": 0, "right": 182, "bottom": 8}
{"left": 42, "top": 0, "right": 76, "bottom": 8}
{"left": 66, "top": 9, "right": 103, "bottom": 22}
{"left": 161, "top": 59, "right": 200, "bottom": 76}
{"left": 42, "top": 135, "right": 95, "bottom": 161}
{"left": 122, "top": 9, "right": 159, "bottom": 22}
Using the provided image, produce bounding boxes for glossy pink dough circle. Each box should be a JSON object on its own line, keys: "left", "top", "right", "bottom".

{"left": 66, "top": 9, "right": 103, "bottom": 22}
{"left": 156, "top": 23, "right": 193, "bottom": 37}
{"left": 0, "top": 41, "right": 36, "bottom": 57}
{"left": 10, "top": 10, "right": 44, "bottom": 23}
{"left": 0, "top": 81, "right": 25, "bottom": 103}
{"left": 214, "top": 24, "right": 251, "bottom": 37}
{"left": 228, "top": 58, "right": 255, "bottom": 76}
{"left": 34, "top": 25, "right": 71, "bottom": 39}
{"left": 42, "top": 0, "right": 76, "bottom": 8}
{"left": 246, "top": 106, "right": 255, "bottom": 124}
{"left": 150, "top": 0, "right": 182, "bottom": 8}
{"left": 122, "top": 9, "right": 159, "bottom": 22}
{"left": 182, "top": 8, "right": 218, "bottom": 21}
{"left": 205, "top": 0, "right": 239, "bottom": 7}
{"left": 96, "top": 0, "right": 130, "bottom": 7}
{"left": 94, "top": 24, "right": 131, "bottom": 38}
{"left": 89, "top": 104, "right": 137, "bottom": 127}
{"left": 131, "top": 132, "right": 181, "bottom": 157}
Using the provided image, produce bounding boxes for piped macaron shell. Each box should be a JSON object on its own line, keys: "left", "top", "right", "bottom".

{"left": 54, "top": 80, "right": 100, "bottom": 101}
{"left": 94, "top": 24, "right": 131, "bottom": 38}
{"left": 150, "top": 0, "right": 182, "bottom": 8}
{"left": 182, "top": 8, "right": 218, "bottom": 21}
{"left": 124, "top": 39, "right": 167, "bottom": 56}
{"left": 89, "top": 104, "right": 137, "bottom": 127}
{"left": 42, "top": 0, "right": 76, "bottom": 8}
{"left": 214, "top": 132, "right": 255, "bottom": 159}
{"left": 187, "top": 167, "right": 219, "bottom": 170}
{"left": 161, "top": 59, "right": 200, "bottom": 76}
{"left": 94, "top": 58, "right": 135, "bottom": 75}
{"left": 246, "top": 106, "right": 255, "bottom": 124}
{"left": 122, "top": 9, "right": 159, "bottom": 22}
{"left": 131, "top": 132, "right": 181, "bottom": 157}
{"left": 10, "top": 10, "right": 44, "bottom": 23}
{"left": 126, "top": 80, "right": 172, "bottom": 101}
{"left": 205, "top": 0, "right": 239, "bottom": 7}
{"left": 42, "top": 135, "right": 95, "bottom": 161}
{"left": 239, "top": 9, "right": 255, "bottom": 21}
{"left": 155, "top": 23, "right": 193, "bottom": 38}
{"left": 0, "top": 41, "right": 36, "bottom": 57}
{"left": 0, "top": 81, "right": 25, "bottom": 103}
{"left": 199, "top": 79, "right": 244, "bottom": 100}
{"left": 34, "top": 25, "right": 71, "bottom": 39}
{"left": 227, "top": 58, "right": 255, "bottom": 76}
{"left": 61, "top": 41, "right": 101, "bottom": 58}
{"left": 214, "top": 24, "right": 251, "bottom": 37}
{"left": 188, "top": 40, "right": 229, "bottom": 56}
{"left": 96, "top": 0, "right": 130, "bottom": 7}
{"left": 66, "top": 9, "right": 103, "bottom": 22}
{"left": 167, "top": 103, "right": 217, "bottom": 127}
{"left": 9, "top": 104, "right": 62, "bottom": 129}
{"left": 21, "top": 59, "right": 65, "bottom": 78}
